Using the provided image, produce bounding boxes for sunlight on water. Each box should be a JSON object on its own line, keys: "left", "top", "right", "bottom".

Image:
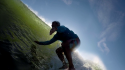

{"left": 75, "top": 50, "right": 107, "bottom": 70}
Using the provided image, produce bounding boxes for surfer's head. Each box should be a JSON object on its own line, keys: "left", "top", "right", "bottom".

{"left": 52, "top": 21, "right": 60, "bottom": 28}
{"left": 50, "top": 21, "right": 60, "bottom": 35}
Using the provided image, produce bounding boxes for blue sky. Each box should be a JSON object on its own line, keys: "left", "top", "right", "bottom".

{"left": 21, "top": 0, "right": 125, "bottom": 70}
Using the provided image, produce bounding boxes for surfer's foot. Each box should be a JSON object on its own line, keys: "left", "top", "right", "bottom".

{"left": 68, "top": 67, "right": 75, "bottom": 70}
{"left": 59, "top": 63, "right": 68, "bottom": 69}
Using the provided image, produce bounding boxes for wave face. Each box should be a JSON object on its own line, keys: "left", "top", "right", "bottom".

{"left": 0, "top": 0, "right": 103, "bottom": 70}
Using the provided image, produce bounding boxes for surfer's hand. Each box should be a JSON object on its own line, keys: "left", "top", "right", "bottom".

{"left": 34, "top": 41, "right": 40, "bottom": 44}
{"left": 50, "top": 27, "right": 57, "bottom": 35}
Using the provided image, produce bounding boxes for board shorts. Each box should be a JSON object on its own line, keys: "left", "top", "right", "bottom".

{"left": 61, "top": 37, "right": 80, "bottom": 52}
{"left": 69, "top": 38, "right": 80, "bottom": 51}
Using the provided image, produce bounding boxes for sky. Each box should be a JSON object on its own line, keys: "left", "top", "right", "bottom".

{"left": 20, "top": 0, "right": 125, "bottom": 70}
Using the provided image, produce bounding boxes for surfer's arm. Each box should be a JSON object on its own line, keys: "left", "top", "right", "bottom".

{"left": 50, "top": 27, "right": 57, "bottom": 35}
{"left": 50, "top": 26, "right": 66, "bottom": 35}
{"left": 34, "top": 35, "right": 58, "bottom": 45}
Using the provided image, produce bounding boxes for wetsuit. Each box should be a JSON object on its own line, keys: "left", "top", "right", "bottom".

{"left": 39, "top": 25, "right": 77, "bottom": 42}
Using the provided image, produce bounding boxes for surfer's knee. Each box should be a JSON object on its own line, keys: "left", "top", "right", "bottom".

{"left": 56, "top": 47, "right": 62, "bottom": 54}
{"left": 56, "top": 48, "right": 60, "bottom": 53}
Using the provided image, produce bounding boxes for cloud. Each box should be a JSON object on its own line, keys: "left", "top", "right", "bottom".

{"left": 62, "top": 0, "right": 72, "bottom": 5}
{"left": 25, "top": 4, "right": 52, "bottom": 27}
{"left": 97, "top": 38, "right": 110, "bottom": 54}
{"left": 89, "top": 0, "right": 124, "bottom": 40}
{"left": 88, "top": 0, "right": 124, "bottom": 53}
{"left": 75, "top": 50, "right": 107, "bottom": 70}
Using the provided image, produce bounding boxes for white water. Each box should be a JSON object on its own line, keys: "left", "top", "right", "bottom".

{"left": 47, "top": 52, "right": 102, "bottom": 70}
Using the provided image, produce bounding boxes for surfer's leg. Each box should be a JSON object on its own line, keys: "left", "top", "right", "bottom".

{"left": 56, "top": 47, "right": 66, "bottom": 64}
{"left": 62, "top": 41, "right": 74, "bottom": 69}
{"left": 62, "top": 38, "right": 80, "bottom": 69}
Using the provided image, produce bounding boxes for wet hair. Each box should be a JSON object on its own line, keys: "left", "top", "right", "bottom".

{"left": 52, "top": 21, "right": 60, "bottom": 27}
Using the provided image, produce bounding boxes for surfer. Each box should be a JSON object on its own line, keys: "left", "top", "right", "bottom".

{"left": 34, "top": 21, "right": 80, "bottom": 70}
